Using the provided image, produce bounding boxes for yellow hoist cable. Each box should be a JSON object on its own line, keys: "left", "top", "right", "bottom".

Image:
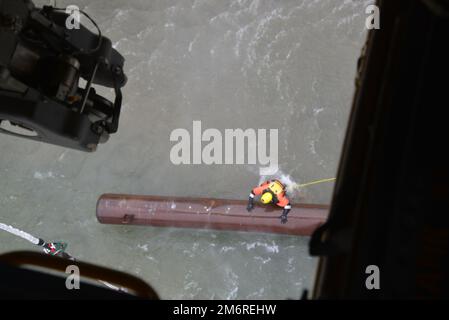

{"left": 295, "top": 177, "right": 336, "bottom": 188}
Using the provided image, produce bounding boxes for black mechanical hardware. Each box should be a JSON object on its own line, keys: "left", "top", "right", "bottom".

{"left": 0, "top": 0, "right": 127, "bottom": 151}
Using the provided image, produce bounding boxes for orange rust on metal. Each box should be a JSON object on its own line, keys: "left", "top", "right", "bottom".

{"left": 96, "top": 194, "right": 329, "bottom": 236}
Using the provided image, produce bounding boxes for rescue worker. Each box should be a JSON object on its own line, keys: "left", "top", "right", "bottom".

{"left": 246, "top": 179, "right": 292, "bottom": 224}
{"left": 38, "top": 238, "right": 73, "bottom": 259}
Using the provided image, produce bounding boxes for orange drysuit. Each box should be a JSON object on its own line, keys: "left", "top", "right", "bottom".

{"left": 249, "top": 180, "right": 291, "bottom": 212}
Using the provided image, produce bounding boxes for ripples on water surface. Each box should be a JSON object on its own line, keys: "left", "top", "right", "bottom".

{"left": 0, "top": 0, "right": 372, "bottom": 298}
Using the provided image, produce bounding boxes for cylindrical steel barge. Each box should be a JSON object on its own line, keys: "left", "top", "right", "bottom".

{"left": 96, "top": 194, "right": 329, "bottom": 236}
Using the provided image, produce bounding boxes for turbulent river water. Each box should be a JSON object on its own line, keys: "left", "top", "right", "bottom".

{"left": 0, "top": 0, "right": 372, "bottom": 299}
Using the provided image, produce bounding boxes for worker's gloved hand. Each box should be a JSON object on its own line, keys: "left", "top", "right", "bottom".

{"left": 279, "top": 214, "right": 288, "bottom": 224}
{"left": 247, "top": 198, "right": 254, "bottom": 212}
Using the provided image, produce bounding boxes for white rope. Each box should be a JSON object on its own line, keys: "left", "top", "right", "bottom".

{"left": 0, "top": 223, "right": 40, "bottom": 245}
{"left": 0, "top": 222, "right": 127, "bottom": 293}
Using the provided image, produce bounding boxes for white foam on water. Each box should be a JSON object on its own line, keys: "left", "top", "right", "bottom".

{"left": 138, "top": 244, "right": 149, "bottom": 252}
{"left": 145, "top": 255, "right": 157, "bottom": 262}
{"left": 220, "top": 246, "right": 236, "bottom": 253}
{"left": 245, "top": 241, "right": 279, "bottom": 253}
{"left": 258, "top": 167, "right": 302, "bottom": 198}
{"left": 58, "top": 151, "right": 67, "bottom": 162}
{"left": 247, "top": 287, "right": 265, "bottom": 298}
{"left": 254, "top": 256, "right": 271, "bottom": 264}
{"left": 226, "top": 286, "right": 239, "bottom": 300}
{"left": 224, "top": 267, "right": 240, "bottom": 300}
{"left": 33, "top": 171, "right": 56, "bottom": 180}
